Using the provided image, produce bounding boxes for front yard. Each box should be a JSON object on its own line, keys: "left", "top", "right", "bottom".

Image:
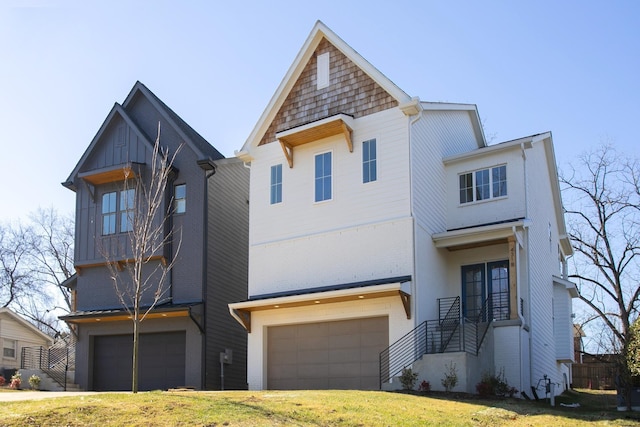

{"left": 0, "top": 388, "right": 637, "bottom": 426}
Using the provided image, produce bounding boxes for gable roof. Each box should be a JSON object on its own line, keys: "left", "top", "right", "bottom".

{"left": 0, "top": 308, "right": 54, "bottom": 344}
{"left": 123, "top": 82, "right": 224, "bottom": 162}
{"left": 238, "top": 20, "right": 413, "bottom": 157}
{"left": 63, "top": 81, "right": 224, "bottom": 190}
{"left": 62, "top": 103, "right": 155, "bottom": 190}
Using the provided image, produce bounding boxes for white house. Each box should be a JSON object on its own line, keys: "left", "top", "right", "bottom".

{"left": 229, "top": 21, "right": 576, "bottom": 396}
{"left": 0, "top": 308, "right": 53, "bottom": 376}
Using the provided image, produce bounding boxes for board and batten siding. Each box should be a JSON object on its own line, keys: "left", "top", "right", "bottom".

{"left": 205, "top": 159, "right": 249, "bottom": 390}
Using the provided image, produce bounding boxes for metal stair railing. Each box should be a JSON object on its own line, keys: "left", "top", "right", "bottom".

{"left": 21, "top": 339, "right": 75, "bottom": 390}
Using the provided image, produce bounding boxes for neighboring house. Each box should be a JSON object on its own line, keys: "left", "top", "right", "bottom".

{"left": 61, "top": 82, "right": 249, "bottom": 391}
{"left": 0, "top": 308, "right": 53, "bottom": 377}
{"left": 229, "top": 21, "right": 577, "bottom": 395}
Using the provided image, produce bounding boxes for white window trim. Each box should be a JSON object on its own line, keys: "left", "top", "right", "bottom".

{"left": 270, "top": 164, "right": 283, "bottom": 205}
{"left": 314, "top": 150, "right": 333, "bottom": 204}
{"left": 458, "top": 164, "right": 507, "bottom": 205}
{"left": 317, "top": 52, "right": 330, "bottom": 90}
{"left": 3, "top": 338, "right": 16, "bottom": 359}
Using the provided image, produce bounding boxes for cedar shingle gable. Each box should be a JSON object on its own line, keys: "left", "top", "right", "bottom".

{"left": 258, "top": 38, "right": 398, "bottom": 146}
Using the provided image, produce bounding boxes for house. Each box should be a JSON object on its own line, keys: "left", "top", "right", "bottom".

{"left": 61, "top": 82, "right": 249, "bottom": 391}
{"left": 1, "top": 308, "right": 53, "bottom": 378}
{"left": 229, "top": 21, "right": 577, "bottom": 395}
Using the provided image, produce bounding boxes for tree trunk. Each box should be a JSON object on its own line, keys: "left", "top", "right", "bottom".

{"left": 132, "top": 317, "right": 139, "bottom": 393}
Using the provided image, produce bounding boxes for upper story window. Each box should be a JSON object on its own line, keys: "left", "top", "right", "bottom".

{"left": 174, "top": 184, "right": 186, "bottom": 214}
{"left": 316, "top": 52, "right": 330, "bottom": 90}
{"left": 315, "top": 152, "right": 332, "bottom": 202}
{"left": 3, "top": 338, "right": 16, "bottom": 359}
{"left": 120, "top": 189, "right": 135, "bottom": 232}
{"left": 102, "top": 189, "right": 135, "bottom": 235}
{"left": 102, "top": 192, "right": 117, "bottom": 235}
{"left": 459, "top": 165, "right": 507, "bottom": 204}
{"left": 362, "top": 139, "right": 377, "bottom": 183}
{"left": 270, "top": 164, "right": 282, "bottom": 205}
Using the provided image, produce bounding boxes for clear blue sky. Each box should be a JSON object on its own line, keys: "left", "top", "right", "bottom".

{"left": 1, "top": 0, "right": 638, "bottom": 223}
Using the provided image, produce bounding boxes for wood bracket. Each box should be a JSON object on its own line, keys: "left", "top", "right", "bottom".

{"left": 399, "top": 291, "right": 411, "bottom": 319}
{"left": 279, "top": 140, "right": 294, "bottom": 168}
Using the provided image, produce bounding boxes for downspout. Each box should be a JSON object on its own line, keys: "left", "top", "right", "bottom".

{"left": 198, "top": 159, "right": 217, "bottom": 390}
{"left": 406, "top": 99, "right": 423, "bottom": 323}
{"left": 521, "top": 141, "right": 534, "bottom": 393}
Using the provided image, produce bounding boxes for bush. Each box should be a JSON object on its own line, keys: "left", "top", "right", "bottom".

{"left": 476, "top": 369, "right": 518, "bottom": 397}
{"left": 0, "top": 375, "right": 5, "bottom": 386}
{"left": 10, "top": 372, "right": 21, "bottom": 389}
{"left": 28, "top": 374, "right": 41, "bottom": 390}
{"left": 418, "top": 380, "right": 431, "bottom": 392}
{"left": 441, "top": 361, "right": 458, "bottom": 392}
{"left": 399, "top": 367, "right": 418, "bottom": 391}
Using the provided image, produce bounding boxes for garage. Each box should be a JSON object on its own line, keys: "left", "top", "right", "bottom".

{"left": 267, "top": 317, "right": 388, "bottom": 390}
{"left": 92, "top": 331, "right": 186, "bottom": 391}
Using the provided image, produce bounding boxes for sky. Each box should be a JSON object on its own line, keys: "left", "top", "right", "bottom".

{"left": 1, "top": 0, "right": 638, "bottom": 223}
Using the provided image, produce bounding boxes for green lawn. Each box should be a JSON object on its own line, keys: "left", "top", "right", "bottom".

{"left": 0, "top": 389, "right": 638, "bottom": 426}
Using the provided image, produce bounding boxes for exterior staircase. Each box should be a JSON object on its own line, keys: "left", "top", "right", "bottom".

{"left": 20, "top": 337, "right": 80, "bottom": 391}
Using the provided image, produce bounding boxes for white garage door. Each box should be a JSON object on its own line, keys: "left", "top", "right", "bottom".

{"left": 267, "top": 317, "right": 388, "bottom": 390}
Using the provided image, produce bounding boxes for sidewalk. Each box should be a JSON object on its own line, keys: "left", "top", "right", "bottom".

{"left": 0, "top": 391, "right": 102, "bottom": 402}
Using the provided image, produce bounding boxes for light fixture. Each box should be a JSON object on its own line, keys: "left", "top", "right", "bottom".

{"left": 358, "top": 295, "right": 364, "bottom": 299}
{"left": 314, "top": 300, "right": 320, "bottom": 304}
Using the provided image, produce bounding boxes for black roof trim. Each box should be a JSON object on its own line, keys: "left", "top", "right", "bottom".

{"left": 446, "top": 217, "right": 525, "bottom": 233}
{"left": 59, "top": 301, "right": 203, "bottom": 320}
{"left": 248, "top": 275, "right": 412, "bottom": 302}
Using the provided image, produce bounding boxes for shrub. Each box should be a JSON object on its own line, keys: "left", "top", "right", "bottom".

{"left": 476, "top": 369, "right": 518, "bottom": 397}
{"left": 441, "top": 361, "right": 458, "bottom": 392}
{"left": 10, "top": 372, "right": 21, "bottom": 389}
{"left": 0, "top": 375, "right": 5, "bottom": 386}
{"left": 418, "top": 380, "right": 431, "bottom": 392}
{"left": 399, "top": 367, "right": 418, "bottom": 391}
{"left": 28, "top": 374, "right": 41, "bottom": 390}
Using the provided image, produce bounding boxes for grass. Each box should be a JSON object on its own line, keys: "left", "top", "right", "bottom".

{"left": 0, "top": 389, "right": 638, "bottom": 426}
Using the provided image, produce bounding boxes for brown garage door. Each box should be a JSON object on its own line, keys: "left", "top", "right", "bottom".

{"left": 92, "top": 332, "right": 185, "bottom": 391}
{"left": 267, "top": 317, "right": 388, "bottom": 390}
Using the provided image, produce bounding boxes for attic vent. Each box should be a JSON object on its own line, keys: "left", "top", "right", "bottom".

{"left": 317, "top": 52, "right": 329, "bottom": 90}
{"left": 116, "top": 125, "right": 126, "bottom": 147}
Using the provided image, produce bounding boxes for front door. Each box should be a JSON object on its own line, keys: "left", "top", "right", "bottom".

{"left": 462, "top": 260, "right": 509, "bottom": 321}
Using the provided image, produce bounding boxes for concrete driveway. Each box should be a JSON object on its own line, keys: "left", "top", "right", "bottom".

{"left": 0, "top": 391, "right": 104, "bottom": 401}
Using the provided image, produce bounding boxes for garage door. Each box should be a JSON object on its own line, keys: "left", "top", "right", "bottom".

{"left": 93, "top": 332, "right": 185, "bottom": 391}
{"left": 267, "top": 317, "right": 388, "bottom": 390}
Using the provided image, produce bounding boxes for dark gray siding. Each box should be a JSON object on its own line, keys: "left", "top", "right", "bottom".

{"left": 205, "top": 159, "right": 249, "bottom": 390}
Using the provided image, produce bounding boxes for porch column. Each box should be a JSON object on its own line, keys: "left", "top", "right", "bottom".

{"left": 508, "top": 236, "right": 518, "bottom": 320}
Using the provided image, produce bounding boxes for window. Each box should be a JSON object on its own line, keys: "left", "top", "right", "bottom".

{"left": 102, "top": 192, "right": 117, "bottom": 235}
{"left": 462, "top": 260, "right": 510, "bottom": 321}
{"left": 362, "top": 139, "right": 377, "bottom": 183}
{"left": 314, "top": 152, "right": 332, "bottom": 202}
{"left": 317, "top": 52, "right": 329, "bottom": 89}
{"left": 3, "top": 339, "right": 16, "bottom": 359}
{"left": 459, "top": 165, "right": 507, "bottom": 204}
{"left": 270, "top": 165, "right": 282, "bottom": 204}
{"left": 120, "top": 189, "right": 135, "bottom": 232}
{"left": 174, "top": 184, "right": 186, "bottom": 213}
{"left": 102, "top": 189, "right": 135, "bottom": 235}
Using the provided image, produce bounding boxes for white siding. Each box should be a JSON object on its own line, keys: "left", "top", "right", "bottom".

{"left": 523, "top": 141, "right": 566, "bottom": 391}
{"left": 248, "top": 108, "right": 412, "bottom": 295}
{"left": 444, "top": 146, "right": 526, "bottom": 230}
{"left": 0, "top": 312, "right": 52, "bottom": 371}
{"left": 553, "top": 283, "right": 574, "bottom": 362}
{"left": 410, "top": 110, "right": 480, "bottom": 323}
{"left": 249, "top": 217, "right": 413, "bottom": 295}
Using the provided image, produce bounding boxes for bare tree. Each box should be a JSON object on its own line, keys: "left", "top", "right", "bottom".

{"left": 0, "top": 224, "right": 33, "bottom": 307}
{"left": 560, "top": 144, "right": 639, "bottom": 405}
{"left": 103, "top": 123, "right": 182, "bottom": 393}
{"left": 26, "top": 208, "right": 75, "bottom": 312}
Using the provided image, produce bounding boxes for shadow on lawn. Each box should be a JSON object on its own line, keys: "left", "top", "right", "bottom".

{"left": 397, "top": 389, "right": 640, "bottom": 425}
